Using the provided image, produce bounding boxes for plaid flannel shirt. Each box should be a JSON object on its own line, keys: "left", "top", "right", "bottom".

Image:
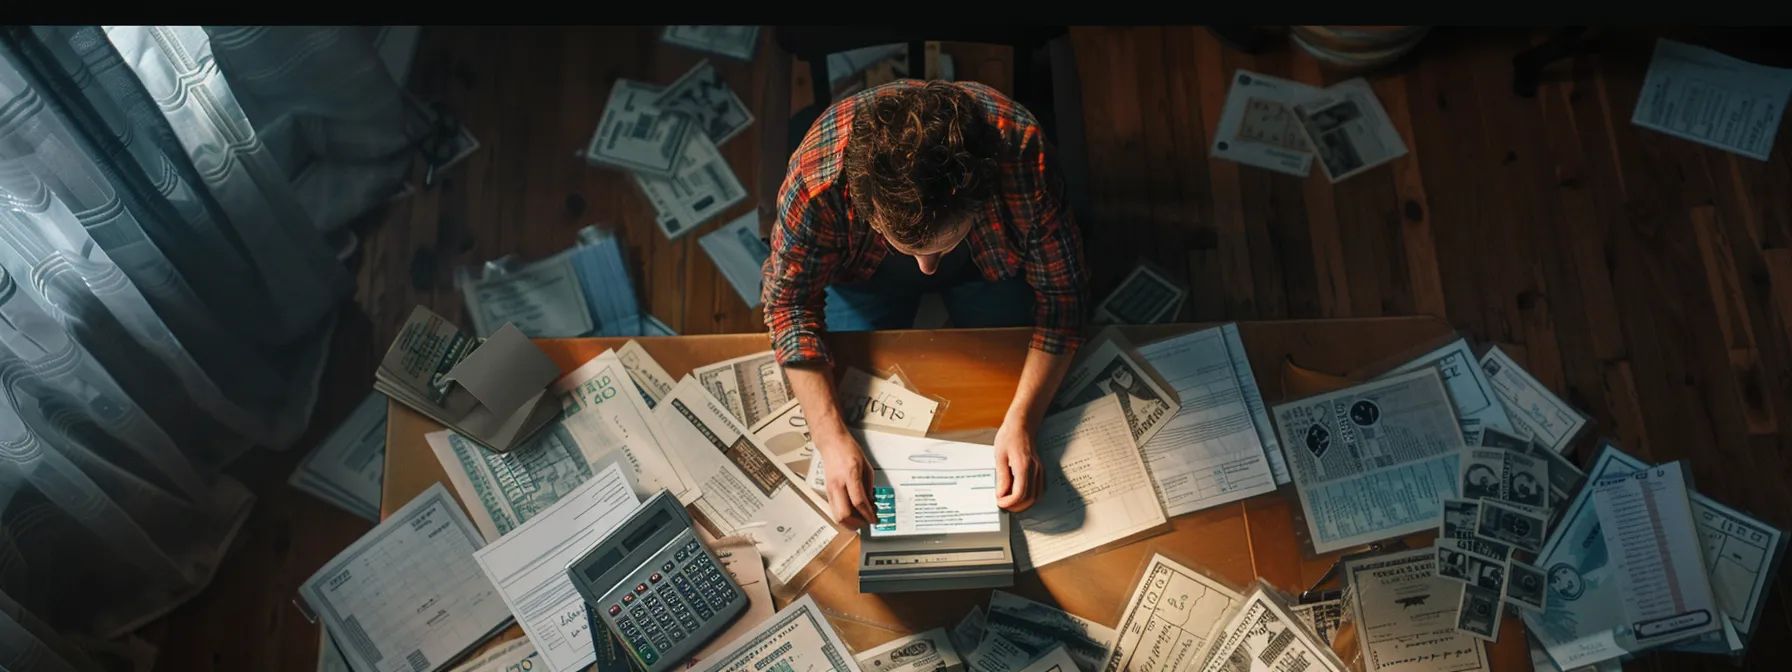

{"left": 762, "top": 80, "right": 1088, "bottom": 365}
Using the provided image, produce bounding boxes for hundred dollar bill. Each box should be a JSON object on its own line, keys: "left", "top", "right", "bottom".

{"left": 1458, "top": 447, "right": 1549, "bottom": 510}
{"left": 428, "top": 351, "right": 698, "bottom": 541}
{"left": 693, "top": 350, "right": 793, "bottom": 427}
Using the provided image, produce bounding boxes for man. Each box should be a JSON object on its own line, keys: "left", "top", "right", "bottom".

{"left": 762, "top": 79, "right": 1088, "bottom": 528}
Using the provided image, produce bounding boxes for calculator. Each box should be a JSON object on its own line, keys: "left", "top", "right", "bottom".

{"left": 566, "top": 490, "right": 745, "bottom": 670}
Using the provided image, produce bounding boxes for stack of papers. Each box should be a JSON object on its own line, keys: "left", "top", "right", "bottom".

{"left": 290, "top": 392, "right": 388, "bottom": 521}
{"left": 374, "top": 306, "right": 562, "bottom": 453}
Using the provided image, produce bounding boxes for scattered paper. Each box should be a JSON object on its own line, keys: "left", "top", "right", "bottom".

{"left": 1134, "top": 326, "right": 1278, "bottom": 516}
{"left": 428, "top": 351, "right": 698, "bottom": 541}
{"left": 855, "top": 628, "right": 964, "bottom": 672}
{"left": 296, "top": 484, "right": 510, "bottom": 672}
{"left": 966, "top": 634, "right": 1037, "bottom": 672}
{"left": 1052, "top": 338, "right": 1179, "bottom": 448}
{"left": 1100, "top": 553, "right": 1242, "bottom": 672}
{"left": 1220, "top": 324, "right": 1290, "bottom": 486}
{"left": 839, "top": 366, "right": 939, "bottom": 435}
{"left": 473, "top": 464, "right": 637, "bottom": 672}
{"left": 1478, "top": 346, "right": 1587, "bottom": 455}
{"left": 1506, "top": 559, "right": 1548, "bottom": 612}
{"left": 700, "top": 212, "right": 771, "bottom": 308}
{"left": 457, "top": 250, "right": 595, "bottom": 338}
{"left": 1210, "top": 70, "right": 1321, "bottom": 177}
{"left": 1289, "top": 599, "right": 1343, "bottom": 645}
{"left": 692, "top": 350, "right": 794, "bottom": 428}
{"left": 984, "top": 591, "right": 1116, "bottom": 672}
{"left": 1293, "top": 77, "right": 1409, "bottom": 183}
{"left": 690, "top": 595, "right": 860, "bottom": 672}
{"left": 950, "top": 606, "right": 987, "bottom": 655}
{"left": 634, "top": 130, "right": 748, "bottom": 239}
{"left": 1343, "top": 547, "right": 1487, "bottom": 672}
{"left": 659, "top": 59, "right": 756, "bottom": 146}
{"left": 586, "top": 79, "right": 693, "bottom": 177}
{"left": 1195, "top": 587, "right": 1345, "bottom": 672}
{"left": 1016, "top": 396, "right": 1168, "bottom": 571}
{"left": 1458, "top": 447, "right": 1550, "bottom": 510}
{"left": 661, "top": 26, "right": 761, "bottom": 62}
{"left": 655, "top": 376, "right": 838, "bottom": 584}
{"left": 1379, "top": 338, "right": 1514, "bottom": 447}
{"left": 290, "top": 392, "right": 387, "bottom": 521}
{"left": 1094, "top": 265, "right": 1186, "bottom": 324}
{"left": 1632, "top": 38, "right": 1792, "bottom": 161}
{"left": 1589, "top": 462, "right": 1721, "bottom": 647}
{"left": 617, "top": 340, "right": 676, "bottom": 409}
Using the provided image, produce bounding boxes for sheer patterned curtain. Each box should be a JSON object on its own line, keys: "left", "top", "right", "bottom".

{"left": 0, "top": 26, "right": 431, "bottom": 671}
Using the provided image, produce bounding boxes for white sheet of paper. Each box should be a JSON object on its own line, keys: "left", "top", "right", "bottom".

{"left": 1382, "top": 338, "right": 1514, "bottom": 447}
{"left": 290, "top": 391, "right": 387, "bottom": 521}
{"left": 617, "top": 340, "right": 676, "bottom": 408}
{"left": 1589, "top": 462, "right": 1721, "bottom": 647}
{"left": 700, "top": 212, "right": 770, "bottom": 308}
{"left": 1210, "top": 69, "right": 1321, "bottom": 177}
{"left": 839, "top": 366, "right": 939, "bottom": 435}
{"left": 858, "top": 429, "right": 999, "bottom": 537}
{"left": 1221, "top": 323, "right": 1289, "bottom": 486}
{"left": 460, "top": 251, "right": 595, "bottom": 338}
{"left": 558, "top": 351, "right": 700, "bottom": 501}
{"left": 1693, "top": 492, "right": 1785, "bottom": 636}
{"left": 655, "top": 376, "right": 838, "bottom": 584}
{"left": 1478, "top": 346, "right": 1587, "bottom": 455}
{"left": 1015, "top": 396, "right": 1167, "bottom": 571}
{"left": 1632, "top": 38, "right": 1792, "bottom": 161}
{"left": 1101, "top": 553, "right": 1243, "bottom": 672}
{"left": 472, "top": 464, "right": 637, "bottom": 672}
{"left": 691, "top": 594, "right": 861, "bottom": 672}
{"left": 1343, "top": 548, "right": 1488, "bottom": 672}
{"left": 1134, "top": 326, "right": 1278, "bottom": 516}
{"left": 984, "top": 591, "right": 1116, "bottom": 672}
{"left": 585, "top": 79, "right": 692, "bottom": 177}
{"left": 691, "top": 350, "right": 794, "bottom": 429}
{"left": 635, "top": 130, "right": 747, "bottom": 239}
{"left": 297, "top": 484, "right": 510, "bottom": 672}
{"left": 1272, "top": 368, "right": 1466, "bottom": 554}
{"left": 1196, "top": 588, "right": 1346, "bottom": 672}
{"left": 1293, "top": 77, "right": 1409, "bottom": 183}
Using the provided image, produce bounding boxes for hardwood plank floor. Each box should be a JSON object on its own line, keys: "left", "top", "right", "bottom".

{"left": 149, "top": 25, "right": 1792, "bottom": 670}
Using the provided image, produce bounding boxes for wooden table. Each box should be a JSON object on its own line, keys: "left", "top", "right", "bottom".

{"left": 383, "top": 317, "right": 1529, "bottom": 668}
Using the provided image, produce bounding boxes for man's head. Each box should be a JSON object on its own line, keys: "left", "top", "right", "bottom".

{"left": 845, "top": 81, "right": 1000, "bottom": 274}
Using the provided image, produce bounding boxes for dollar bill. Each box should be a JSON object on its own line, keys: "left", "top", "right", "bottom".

{"left": 693, "top": 350, "right": 793, "bottom": 427}
{"left": 1506, "top": 560, "right": 1548, "bottom": 611}
{"left": 617, "top": 340, "right": 675, "bottom": 408}
{"left": 1196, "top": 587, "right": 1345, "bottom": 672}
{"left": 661, "top": 25, "right": 760, "bottom": 61}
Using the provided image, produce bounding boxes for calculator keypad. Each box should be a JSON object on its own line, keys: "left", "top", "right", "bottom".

{"left": 603, "top": 537, "right": 743, "bottom": 669}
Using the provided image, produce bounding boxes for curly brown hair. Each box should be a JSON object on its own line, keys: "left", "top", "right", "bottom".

{"left": 844, "top": 81, "right": 1001, "bottom": 248}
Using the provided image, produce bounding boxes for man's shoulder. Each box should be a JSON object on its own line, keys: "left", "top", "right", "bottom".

{"left": 785, "top": 94, "right": 861, "bottom": 200}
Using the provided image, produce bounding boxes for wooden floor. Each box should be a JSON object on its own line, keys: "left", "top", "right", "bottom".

{"left": 146, "top": 26, "right": 1792, "bottom": 670}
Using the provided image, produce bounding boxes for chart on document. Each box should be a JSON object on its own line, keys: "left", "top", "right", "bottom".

{"left": 1136, "top": 328, "right": 1276, "bottom": 516}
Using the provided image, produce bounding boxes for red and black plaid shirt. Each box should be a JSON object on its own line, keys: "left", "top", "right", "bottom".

{"left": 762, "top": 80, "right": 1088, "bottom": 365}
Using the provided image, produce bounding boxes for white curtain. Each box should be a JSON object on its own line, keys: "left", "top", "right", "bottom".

{"left": 0, "top": 26, "right": 431, "bottom": 671}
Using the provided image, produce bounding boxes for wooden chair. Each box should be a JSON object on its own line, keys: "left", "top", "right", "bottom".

{"left": 764, "top": 26, "right": 1093, "bottom": 234}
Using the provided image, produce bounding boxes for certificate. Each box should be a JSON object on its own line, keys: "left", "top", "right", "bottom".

{"left": 1344, "top": 547, "right": 1487, "bottom": 672}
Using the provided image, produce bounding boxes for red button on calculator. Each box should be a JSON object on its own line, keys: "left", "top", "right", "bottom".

{"left": 650, "top": 573, "right": 662, "bottom": 583}
{"left": 608, "top": 604, "right": 621, "bottom": 616}
{"left": 635, "top": 583, "right": 648, "bottom": 594}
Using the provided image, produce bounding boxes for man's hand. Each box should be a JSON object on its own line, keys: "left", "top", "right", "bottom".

{"left": 994, "top": 419, "right": 1045, "bottom": 512}
{"left": 817, "top": 430, "right": 878, "bottom": 528}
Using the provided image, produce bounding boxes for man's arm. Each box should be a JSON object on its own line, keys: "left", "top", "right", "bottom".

{"left": 785, "top": 364, "right": 878, "bottom": 527}
{"left": 993, "top": 346, "right": 1077, "bottom": 511}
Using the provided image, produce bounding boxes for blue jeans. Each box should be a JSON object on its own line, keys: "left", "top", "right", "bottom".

{"left": 824, "top": 276, "right": 1037, "bottom": 332}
